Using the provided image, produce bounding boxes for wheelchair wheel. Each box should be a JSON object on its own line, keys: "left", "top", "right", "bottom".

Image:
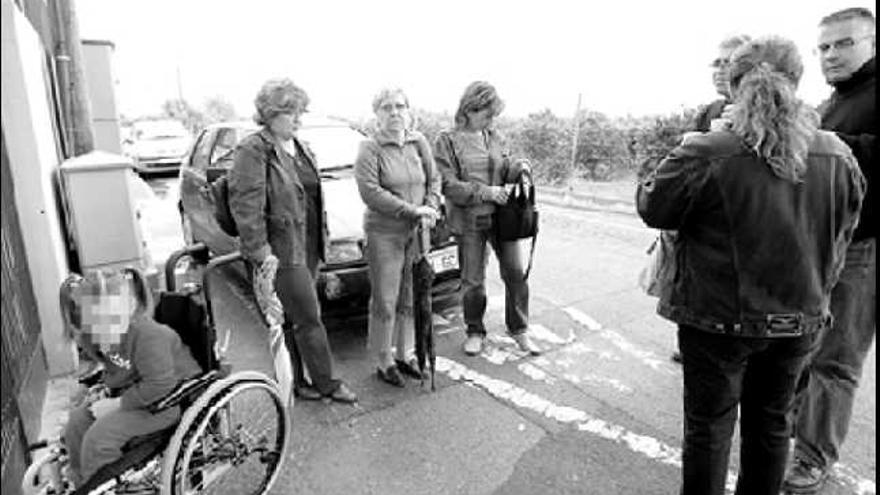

{"left": 161, "top": 379, "right": 289, "bottom": 494}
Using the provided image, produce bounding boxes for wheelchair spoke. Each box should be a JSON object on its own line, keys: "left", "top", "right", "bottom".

{"left": 171, "top": 381, "right": 288, "bottom": 495}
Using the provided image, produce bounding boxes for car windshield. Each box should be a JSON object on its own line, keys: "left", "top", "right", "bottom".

{"left": 297, "top": 126, "right": 363, "bottom": 170}
{"left": 134, "top": 120, "right": 189, "bottom": 140}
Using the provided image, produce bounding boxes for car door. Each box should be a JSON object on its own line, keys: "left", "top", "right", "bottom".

{"left": 203, "top": 127, "right": 241, "bottom": 255}
{"left": 180, "top": 128, "right": 216, "bottom": 247}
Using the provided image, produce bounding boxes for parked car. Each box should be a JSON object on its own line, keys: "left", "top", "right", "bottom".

{"left": 126, "top": 119, "right": 192, "bottom": 175}
{"left": 178, "top": 116, "right": 461, "bottom": 316}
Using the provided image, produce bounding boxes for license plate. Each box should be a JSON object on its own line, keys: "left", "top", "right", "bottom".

{"left": 427, "top": 246, "right": 459, "bottom": 273}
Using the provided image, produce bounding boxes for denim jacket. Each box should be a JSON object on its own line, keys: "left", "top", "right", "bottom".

{"left": 637, "top": 130, "right": 865, "bottom": 337}
{"left": 229, "top": 128, "right": 328, "bottom": 267}
{"left": 433, "top": 128, "right": 524, "bottom": 234}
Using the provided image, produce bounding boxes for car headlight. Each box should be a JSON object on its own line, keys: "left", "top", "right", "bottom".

{"left": 326, "top": 240, "right": 362, "bottom": 265}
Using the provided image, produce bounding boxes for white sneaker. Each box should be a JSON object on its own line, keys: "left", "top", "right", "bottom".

{"left": 512, "top": 332, "right": 542, "bottom": 355}
{"left": 463, "top": 335, "right": 484, "bottom": 355}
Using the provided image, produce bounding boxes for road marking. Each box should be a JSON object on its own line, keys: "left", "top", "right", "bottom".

{"left": 530, "top": 323, "right": 575, "bottom": 344}
{"left": 563, "top": 373, "right": 632, "bottom": 394}
{"left": 518, "top": 362, "right": 556, "bottom": 384}
{"left": 436, "top": 356, "right": 738, "bottom": 493}
{"left": 563, "top": 307, "right": 674, "bottom": 375}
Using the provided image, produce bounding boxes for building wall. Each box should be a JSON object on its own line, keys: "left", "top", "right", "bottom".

{"left": 1, "top": 0, "right": 75, "bottom": 376}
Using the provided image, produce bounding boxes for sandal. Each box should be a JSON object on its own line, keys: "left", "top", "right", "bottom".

{"left": 377, "top": 365, "right": 405, "bottom": 387}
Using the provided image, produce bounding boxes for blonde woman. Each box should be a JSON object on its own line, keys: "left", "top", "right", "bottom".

{"left": 637, "top": 37, "right": 865, "bottom": 495}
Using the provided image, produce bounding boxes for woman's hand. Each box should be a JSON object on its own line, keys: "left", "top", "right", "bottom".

{"left": 89, "top": 397, "right": 121, "bottom": 420}
{"left": 415, "top": 206, "right": 440, "bottom": 227}
{"left": 486, "top": 186, "right": 510, "bottom": 205}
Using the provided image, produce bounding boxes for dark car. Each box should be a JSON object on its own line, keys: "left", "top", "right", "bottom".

{"left": 178, "top": 116, "right": 460, "bottom": 316}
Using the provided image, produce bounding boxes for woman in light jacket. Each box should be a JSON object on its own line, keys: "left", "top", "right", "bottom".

{"left": 433, "top": 81, "right": 540, "bottom": 357}
{"left": 229, "top": 78, "right": 356, "bottom": 403}
{"left": 355, "top": 88, "right": 441, "bottom": 387}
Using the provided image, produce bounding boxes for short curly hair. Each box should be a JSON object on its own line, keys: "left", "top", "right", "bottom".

{"left": 253, "top": 78, "right": 310, "bottom": 126}
{"left": 371, "top": 87, "right": 410, "bottom": 113}
{"left": 454, "top": 81, "right": 505, "bottom": 129}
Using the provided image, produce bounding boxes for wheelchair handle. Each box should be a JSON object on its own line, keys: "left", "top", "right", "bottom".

{"left": 164, "top": 243, "right": 210, "bottom": 291}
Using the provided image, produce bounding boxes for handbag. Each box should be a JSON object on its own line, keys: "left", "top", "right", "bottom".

{"left": 494, "top": 170, "right": 539, "bottom": 280}
{"left": 638, "top": 230, "right": 678, "bottom": 298}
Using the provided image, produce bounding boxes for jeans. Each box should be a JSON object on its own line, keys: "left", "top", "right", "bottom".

{"left": 275, "top": 263, "right": 340, "bottom": 395}
{"left": 678, "top": 325, "right": 818, "bottom": 495}
{"left": 365, "top": 229, "right": 416, "bottom": 368}
{"left": 457, "top": 229, "right": 529, "bottom": 336}
{"left": 793, "top": 238, "right": 876, "bottom": 469}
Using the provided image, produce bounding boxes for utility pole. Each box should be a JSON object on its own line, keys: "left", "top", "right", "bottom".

{"left": 569, "top": 93, "right": 582, "bottom": 173}
{"left": 50, "top": 0, "right": 95, "bottom": 157}
{"left": 176, "top": 65, "right": 184, "bottom": 102}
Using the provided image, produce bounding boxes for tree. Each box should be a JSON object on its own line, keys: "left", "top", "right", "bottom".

{"left": 202, "top": 96, "right": 238, "bottom": 125}
{"left": 160, "top": 98, "right": 204, "bottom": 134}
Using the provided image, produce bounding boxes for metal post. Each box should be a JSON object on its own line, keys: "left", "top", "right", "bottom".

{"left": 570, "top": 93, "right": 582, "bottom": 174}
{"left": 50, "top": 0, "right": 95, "bottom": 157}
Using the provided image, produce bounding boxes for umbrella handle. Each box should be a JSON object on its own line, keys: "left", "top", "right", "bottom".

{"left": 419, "top": 218, "right": 431, "bottom": 257}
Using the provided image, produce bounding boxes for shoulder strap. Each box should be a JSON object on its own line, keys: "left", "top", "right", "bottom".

{"left": 523, "top": 235, "right": 537, "bottom": 280}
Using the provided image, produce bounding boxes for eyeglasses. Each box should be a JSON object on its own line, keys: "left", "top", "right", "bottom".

{"left": 379, "top": 102, "right": 408, "bottom": 113}
{"left": 709, "top": 58, "right": 730, "bottom": 69}
{"left": 815, "top": 35, "right": 874, "bottom": 54}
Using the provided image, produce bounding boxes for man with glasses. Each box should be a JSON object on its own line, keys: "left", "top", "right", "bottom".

{"left": 784, "top": 7, "right": 876, "bottom": 494}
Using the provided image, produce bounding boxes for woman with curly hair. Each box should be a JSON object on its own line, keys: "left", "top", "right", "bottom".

{"left": 637, "top": 37, "right": 865, "bottom": 495}
{"left": 229, "top": 78, "right": 357, "bottom": 403}
{"left": 433, "top": 81, "right": 540, "bottom": 357}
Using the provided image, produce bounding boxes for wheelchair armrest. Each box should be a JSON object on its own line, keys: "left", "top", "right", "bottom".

{"left": 147, "top": 370, "right": 220, "bottom": 414}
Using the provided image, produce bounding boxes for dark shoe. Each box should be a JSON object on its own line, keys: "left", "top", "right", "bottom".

{"left": 671, "top": 351, "right": 683, "bottom": 364}
{"left": 782, "top": 457, "right": 829, "bottom": 494}
{"left": 395, "top": 359, "right": 427, "bottom": 379}
{"left": 326, "top": 383, "right": 358, "bottom": 404}
{"left": 377, "top": 365, "right": 405, "bottom": 387}
{"left": 293, "top": 384, "right": 322, "bottom": 401}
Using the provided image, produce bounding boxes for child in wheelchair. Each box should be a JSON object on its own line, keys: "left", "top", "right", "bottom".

{"left": 58, "top": 267, "right": 202, "bottom": 488}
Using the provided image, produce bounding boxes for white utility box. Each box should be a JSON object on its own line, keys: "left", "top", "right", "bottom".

{"left": 60, "top": 151, "right": 148, "bottom": 272}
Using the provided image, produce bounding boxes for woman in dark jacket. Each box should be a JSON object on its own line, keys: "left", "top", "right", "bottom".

{"left": 637, "top": 37, "right": 865, "bottom": 495}
{"left": 229, "top": 78, "right": 356, "bottom": 404}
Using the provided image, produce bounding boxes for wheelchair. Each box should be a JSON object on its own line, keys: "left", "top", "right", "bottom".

{"left": 22, "top": 244, "right": 291, "bottom": 495}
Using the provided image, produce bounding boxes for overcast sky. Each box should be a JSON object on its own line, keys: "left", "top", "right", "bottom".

{"left": 76, "top": 0, "right": 875, "bottom": 121}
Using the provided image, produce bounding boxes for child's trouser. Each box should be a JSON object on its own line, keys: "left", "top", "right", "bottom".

{"left": 63, "top": 403, "right": 180, "bottom": 484}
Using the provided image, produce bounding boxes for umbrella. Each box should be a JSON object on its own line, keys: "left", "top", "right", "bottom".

{"left": 252, "top": 256, "right": 294, "bottom": 407}
{"left": 413, "top": 219, "right": 436, "bottom": 390}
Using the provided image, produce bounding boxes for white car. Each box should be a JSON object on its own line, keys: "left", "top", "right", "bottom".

{"left": 127, "top": 119, "right": 192, "bottom": 175}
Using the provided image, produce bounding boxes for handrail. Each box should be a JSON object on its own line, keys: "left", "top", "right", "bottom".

{"left": 163, "top": 243, "right": 210, "bottom": 291}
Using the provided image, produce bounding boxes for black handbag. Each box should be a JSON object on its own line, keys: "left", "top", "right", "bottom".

{"left": 494, "top": 171, "right": 538, "bottom": 279}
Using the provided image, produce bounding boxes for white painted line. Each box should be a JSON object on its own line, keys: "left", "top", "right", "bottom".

{"left": 564, "top": 342, "right": 620, "bottom": 362}
{"left": 564, "top": 307, "right": 674, "bottom": 375}
{"left": 529, "top": 323, "right": 575, "bottom": 345}
{"left": 436, "top": 356, "right": 737, "bottom": 492}
{"left": 563, "top": 373, "right": 632, "bottom": 394}
{"left": 518, "top": 362, "right": 556, "bottom": 384}
{"left": 562, "top": 307, "right": 602, "bottom": 330}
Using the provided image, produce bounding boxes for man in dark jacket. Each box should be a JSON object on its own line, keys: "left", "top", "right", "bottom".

{"left": 784, "top": 8, "right": 877, "bottom": 494}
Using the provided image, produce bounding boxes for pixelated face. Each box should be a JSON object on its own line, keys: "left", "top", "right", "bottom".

{"left": 76, "top": 282, "right": 134, "bottom": 348}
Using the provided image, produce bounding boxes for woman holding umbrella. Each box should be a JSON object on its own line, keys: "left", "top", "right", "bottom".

{"left": 355, "top": 87, "right": 442, "bottom": 387}
{"left": 229, "top": 78, "right": 357, "bottom": 404}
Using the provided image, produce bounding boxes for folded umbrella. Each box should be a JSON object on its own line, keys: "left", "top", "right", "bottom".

{"left": 413, "top": 220, "right": 436, "bottom": 390}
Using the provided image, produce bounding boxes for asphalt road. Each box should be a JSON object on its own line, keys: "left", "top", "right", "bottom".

{"left": 143, "top": 175, "right": 875, "bottom": 495}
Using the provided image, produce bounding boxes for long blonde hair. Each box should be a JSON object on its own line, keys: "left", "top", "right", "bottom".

{"left": 728, "top": 36, "right": 819, "bottom": 183}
